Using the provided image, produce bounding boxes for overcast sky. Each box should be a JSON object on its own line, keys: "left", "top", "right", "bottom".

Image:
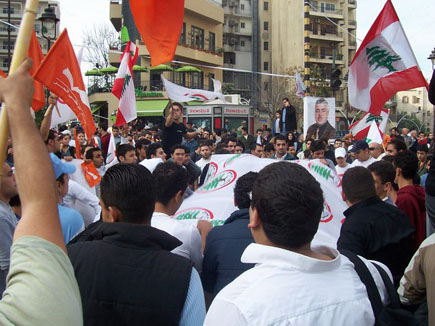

{"left": 58, "top": 0, "right": 435, "bottom": 78}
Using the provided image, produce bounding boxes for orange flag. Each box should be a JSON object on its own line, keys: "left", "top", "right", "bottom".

{"left": 28, "top": 30, "right": 45, "bottom": 111}
{"left": 129, "top": 0, "right": 184, "bottom": 66}
{"left": 81, "top": 160, "right": 101, "bottom": 188}
{"left": 34, "top": 29, "right": 96, "bottom": 140}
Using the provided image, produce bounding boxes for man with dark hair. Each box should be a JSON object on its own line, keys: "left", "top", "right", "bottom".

{"left": 222, "top": 136, "right": 237, "bottom": 154}
{"left": 417, "top": 144, "right": 429, "bottom": 176}
{"left": 205, "top": 162, "right": 389, "bottom": 325}
{"left": 310, "top": 139, "right": 336, "bottom": 170}
{"left": 116, "top": 144, "right": 137, "bottom": 163}
{"left": 263, "top": 142, "right": 275, "bottom": 158}
{"left": 264, "top": 128, "right": 273, "bottom": 142}
{"left": 279, "top": 97, "right": 297, "bottom": 134}
{"left": 250, "top": 142, "right": 263, "bottom": 158}
{"left": 237, "top": 127, "right": 255, "bottom": 151}
{"left": 196, "top": 142, "right": 213, "bottom": 171}
{"left": 367, "top": 161, "right": 396, "bottom": 205}
{"left": 202, "top": 172, "right": 257, "bottom": 299}
{"left": 393, "top": 150, "right": 426, "bottom": 249}
{"left": 235, "top": 141, "right": 245, "bottom": 154}
{"left": 349, "top": 140, "right": 376, "bottom": 168}
{"left": 146, "top": 142, "right": 167, "bottom": 161}
{"left": 271, "top": 134, "right": 295, "bottom": 160}
{"left": 45, "top": 129, "right": 61, "bottom": 156}
{"left": 135, "top": 138, "right": 150, "bottom": 162}
{"left": 152, "top": 162, "right": 211, "bottom": 272}
{"left": 255, "top": 129, "right": 265, "bottom": 145}
{"left": 390, "top": 127, "right": 404, "bottom": 141}
{"left": 306, "top": 98, "right": 336, "bottom": 140}
{"left": 162, "top": 102, "right": 199, "bottom": 155}
{"left": 171, "top": 144, "right": 188, "bottom": 166}
{"left": 338, "top": 166, "right": 415, "bottom": 286}
{"left": 111, "top": 125, "right": 121, "bottom": 145}
{"left": 98, "top": 122, "right": 109, "bottom": 158}
{"left": 68, "top": 164, "right": 206, "bottom": 325}
{"left": 386, "top": 138, "right": 407, "bottom": 156}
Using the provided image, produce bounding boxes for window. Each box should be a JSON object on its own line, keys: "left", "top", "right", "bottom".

{"left": 402, "top": 96, "right": 409, "bottom": 104}
{"left": 412, "top": 96, "right": 420, "bottom": 104}
{"left": 240, "top": 40, "right": 245, "bottom": 47}
{"left": 264, "top": 22, "right": 269, "bottom": 31}
{"left": 321, "top": 2, "right": 335, "bottom": 12}
{"left": 209, "top": 32, "right": 216, "bottom": 52}
{"left": 2, "top": 59, "right": 9, "bottom": 68}
{"left": 264, "top": 62, "right": 269, "bottom": 71}
{"left": 208, "top": 73, "right": 215, "bottom": 91}
{"left": 179, "top": 22, "right": 186, "bottom": 45}
{"left": 264, "top": 1, "right": 268, "bottom": 10}
{"left": 191, "top": 26, "right": 204, "bottom": 49}
{"left": 264, "top": 41, "right": 269, "bottom": 51}
{"left": 2, "top": 41, "right": 12, "bottom": 50}
{"left": 224, "top": 52, "right": 236, "bottom": 65}
{"left": 241, "top": 22, "right": 245, "bottom": 28}
{"left": 241, "top": 4, "right": 245, "bottom": 10}
{"left": 2, "top": 7, "right": 14, "bottom": 14}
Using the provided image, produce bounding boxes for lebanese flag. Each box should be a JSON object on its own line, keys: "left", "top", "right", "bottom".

{"left": 129, "top": 0, "right": 184, "bottom": 66}
{"left": 28, "top": 30, "right": 45, "bottom": 111}
{"left": 366, "top": 121, "right": 384, "bottom": 144}
{"left": 106, "top": 132, "right": 116, "bottom": 165}
{"left": 34, "top": 29, "right": 96, "bottom": 140}
{"left": 162, "top": 76, "right": 225, "bottom": 102}
{"left": 349, "top": 108, "right": 389, "bottom": 140}
{"left": 348, "top": 0, "right": 428, "bottom": 116}
{"left": 112, "top": 41, "right": 138, "bottom": 126}
{"left": 295, "top": 71, "right": 306, "bottom": 98}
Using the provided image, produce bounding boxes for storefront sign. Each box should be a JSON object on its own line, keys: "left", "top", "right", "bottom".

{"left": 186, "top": 107, "right": 212, "bottom": 115}
{"left": 224, "top": 107, "right": 250, "bottom": 115}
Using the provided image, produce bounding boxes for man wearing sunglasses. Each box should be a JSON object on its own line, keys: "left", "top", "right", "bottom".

{"left": 349, "top": 140, "right": 376, "bottom": 168}
{"left": 368, "top": 142, "right": 385, "bottom": 160}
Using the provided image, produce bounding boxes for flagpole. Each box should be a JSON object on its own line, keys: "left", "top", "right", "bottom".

{"left": 0, "top": 0, "right": 40, "bottom": 186}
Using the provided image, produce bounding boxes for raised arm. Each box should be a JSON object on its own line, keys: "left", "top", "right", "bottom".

{"left": 39, "top": 93, "right": 58, "bottom": 142}
{"left": 1, "top": 59, "right": 66, "bottom": 253}
{"left": 165, "top": 106, "right": 174, "bottom": 128}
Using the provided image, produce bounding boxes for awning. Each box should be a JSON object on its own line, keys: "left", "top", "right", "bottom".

{"left": 176, "top": 65, "right": 201, "bottom": 73}
{"left": 150, "top": 64, "right": 173, "bottom": 71}
{"left": 136, "top": 99, "right": 169, "bottom": 117}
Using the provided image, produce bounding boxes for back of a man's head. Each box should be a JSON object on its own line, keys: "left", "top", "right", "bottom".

{"left": 367, "top": 161, "right": 396, "bottom": 185}
{"left": 152, "top": 161, "right": 188, "bottom": 205}
{"left": 251, "top": 162, "right": 323, "bottom": 248}
{"left": 234, "top": 172, "right": 258, "bottom": 209}
{"left": 342, "top": 167, "right": 377, "bottom": 204}
{"left": 101, "top": 164, "right": 155, "bottom": 224}
{"left": 393, "top": 150, "right": 418, "bottom": 180}
{"left": 310, "top": 140, "right": 326, "bottom": 153}
{"left": 389, "top": 138, "right": 407, "bottom": 152}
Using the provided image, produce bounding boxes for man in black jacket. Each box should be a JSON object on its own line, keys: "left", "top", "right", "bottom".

{"left": 202, "top": 172, "right": 257, "bottom": 300}
{"left": 68, "top": 164, "right": 206, "bottom": 325}
{"left": 279, "top": 97, "right": 297, "bottom": 134}
{"left": 337, "top": 166, "right": 415, "bottom": 287}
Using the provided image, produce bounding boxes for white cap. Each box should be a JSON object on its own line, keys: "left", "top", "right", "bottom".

{"left": 335, "top": 147, "right": 347, "bottom": 159}
{"left": 61, "top": 130, "right": 71, "bottom": 136}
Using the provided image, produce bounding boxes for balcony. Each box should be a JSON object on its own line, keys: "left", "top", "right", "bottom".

{"left": 310, "top": 31, "right": 344, "bottom": 42}
{"left": 348, "top": 0, "right": 357, "bottom": 8}
{"left": 138, "top": 38, "right": 224, "bottom": 66}
{"left": 309, "top": 53, "right": 344, "bottom": 65}
{"left": 348, "top": 20, "right": 356, "bottom": 28}
{"left": 224, "top": 5, "right": 253, "bottom": 18}
{"left": 348, "top": 39, "right": 357, "bottom": 48}
{"left": 224, "top": 23, "right": 252, "bottom": 36}
{"left": 309, "top": 8, "right": 344, "bottom": 19}
{"left": 185, "top": 0, "right": 224, "bottom": 24}
{"left": 109, "top": 1, "right": 122, "bottom": 31}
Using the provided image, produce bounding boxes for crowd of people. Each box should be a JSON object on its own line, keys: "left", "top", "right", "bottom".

{"left": 1, "top": 60, "right": 435, "bottom": 325}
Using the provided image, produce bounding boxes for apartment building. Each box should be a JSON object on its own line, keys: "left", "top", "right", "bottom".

{"left": 94, "top": 0, "right": 224, "bottom": 124}
{"left": 396, "top": 86, "right": 434, "bottom": 133}
{"left": 0, "top": 0, "right": 60, "bottom": 71}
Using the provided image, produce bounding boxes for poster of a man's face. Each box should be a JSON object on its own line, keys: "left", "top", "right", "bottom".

{"left": 303, "top": 97, "right": 336, "bottom": 140}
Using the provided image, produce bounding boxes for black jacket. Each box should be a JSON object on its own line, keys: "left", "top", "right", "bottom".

{"left": 68, "top": 222, "right": 192, "bottom": 326}
{"left": 279, "top": 105, "right": 297, "bottom": 132}
{"left": 337, "top": 196, "right": 415, "bottom": 287}
{"left": 201, "top": 208, "right": 254, "bottom": 297}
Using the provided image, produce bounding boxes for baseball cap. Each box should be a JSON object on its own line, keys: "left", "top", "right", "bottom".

{"left": 49, "top": 153, "right": 76, "bottom": 179}
{"left": 334, "top": 147, "right": 347, "bottom": 159}
{"left": 61, "top": 130, "right": 71, "bottom": 136}
{"left": 349, "top": 140, "right": 369, "bottom": 153}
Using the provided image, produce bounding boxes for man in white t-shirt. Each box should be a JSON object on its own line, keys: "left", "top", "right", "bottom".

{"left": 335, "top": 147, "right": 350, "bottom": 179}
{"left": 151, "top": 162, "right": 212, "bottom": 272}
{"left": 205, "top": 162, "right": 389, "bottom": 326}
{"left": 350, "top": 140, "right": 376, "bottom": 168}
{"left": 195, "top": 141, "right": 213, "bottom": 172}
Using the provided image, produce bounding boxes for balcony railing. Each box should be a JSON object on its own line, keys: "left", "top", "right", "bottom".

{"left": 310, "top": 8, "right": 343, "bottom": 16}
{"left": 177, "top": 37, "right": 223, "bottom": 56}
{"left": 311, "top": 31, "right": 343, "bottom": 38}
{"left": 310, "top": 53, "right": 344, "bottom": 61}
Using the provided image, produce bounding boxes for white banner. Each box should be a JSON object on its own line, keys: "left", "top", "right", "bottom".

{"left": 174, "top": 154, "right": 347, "bottom": 248}
{"left": 303, "top": 97, "right": 336, "bottom": 140}
{"left": 162, "top": 76, "right": 225, "bottom": 103}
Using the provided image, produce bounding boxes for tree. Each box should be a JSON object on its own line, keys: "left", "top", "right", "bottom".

{"left": 308, "top": 64, "right": 332, "bottom": 98}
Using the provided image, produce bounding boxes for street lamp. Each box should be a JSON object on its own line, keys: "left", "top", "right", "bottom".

{"left": 37, "top": 5, "right": 59, "bottom": 51}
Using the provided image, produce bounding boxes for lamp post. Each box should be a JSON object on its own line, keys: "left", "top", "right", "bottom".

{"left": 37, "top": 5, "right": 59, "bottom": 51}
{"left": 428, "top": 48, "right": 435, "bottom": 133}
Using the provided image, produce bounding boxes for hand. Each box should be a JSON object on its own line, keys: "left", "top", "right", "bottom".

{"left": 48, "top": 92, "right": 58, "bottom": 106}
{"left": 0, "top": 58, "right": 34, "bottom": 110}
{"left": 197, "top": 220, "right": 212, "bottom": 236}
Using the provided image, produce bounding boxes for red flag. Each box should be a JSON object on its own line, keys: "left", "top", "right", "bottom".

{"left": 0, "top": 70, "right": 6, "bottom": 78}
{"left": 129, "top": 0, "right": 184, "bottom": 66}
{"left": 34, "top": 29, "right": 96, "bottom": 140}
{"left": 28, "top": 30, "right": 45, "bottom": 111}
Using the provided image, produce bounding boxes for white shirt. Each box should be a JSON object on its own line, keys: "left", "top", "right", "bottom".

{"left": 335, "top": 163, "right": 350, "bottom": 178}
{"left": 205, "top": 243, "right": 389, "bottom": 326}
{"left": 151, "top": 212, "right": 203, "bottom": 272}
{"left": 350, "top": 156, "right": 377, "bottom": 168}
{"left": 195, "top": 157, "right": 211, "bottom": 171}
{"left": 139, "top": 158, "right": 163, "bottom": 173}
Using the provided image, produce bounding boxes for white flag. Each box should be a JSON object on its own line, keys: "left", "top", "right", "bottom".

{"left": 295, "top": 71, "right": 306, "bottom": 98}
{"left": 162, "top": 76, "right": 225, "bottom": 102}
{"left": 366, "top": 120, "right": 384, "bottom": 144}
{"left": 106, "top": 132, "right": 116, "bottom": 165}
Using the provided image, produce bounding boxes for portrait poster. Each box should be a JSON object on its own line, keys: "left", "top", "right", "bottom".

{"left": 303, "top": 97, "right": 336, "bottom": 140}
